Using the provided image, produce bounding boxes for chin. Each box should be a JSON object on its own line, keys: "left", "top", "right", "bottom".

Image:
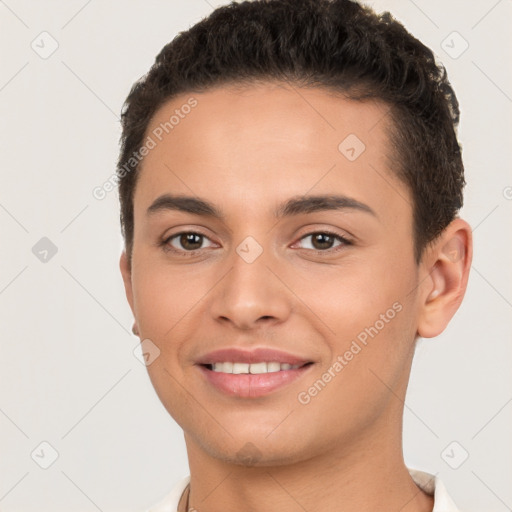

{"left": 196, "top": 434, "right": 313, "bottom": 468}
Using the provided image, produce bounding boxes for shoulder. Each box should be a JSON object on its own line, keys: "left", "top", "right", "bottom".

{"left": 143, "top": 475, "right": 190, "bottom": 512}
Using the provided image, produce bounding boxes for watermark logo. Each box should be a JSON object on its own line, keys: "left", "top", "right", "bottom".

{"left": 441, "top": 31, "right": 469, "bottom": 60}
{"left": 133, "top": 338, "right": 161, "bottom": 366}
{"left": 338, "top": 133, "right": 366, "bottom": 161}
{"left": 31, "top": 441, "right": 59, "bottom": 469}
{"left": 236, "top": 236, "right": 263, "bottom": 263}
{"left": 31, "top": 31, "right": 59, "bottom": 59}
{"left": 32, "top": 237, "right": 58, "bottom": 263}
{"left": 441, "top": 441, "right": 469, "bottom": 469}
{"left": 236, "top": 442, "right": 263, "bottom": 466}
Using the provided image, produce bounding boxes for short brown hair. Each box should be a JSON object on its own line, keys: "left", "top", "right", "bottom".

{"left": 117, "top": 0, "right": 464, "bottom": 266}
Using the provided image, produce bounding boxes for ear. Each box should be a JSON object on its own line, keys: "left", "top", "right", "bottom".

{"left": 417, "top": 218, "right": 473, "bottom": 338}
{"left": 119, "top": 250, "right": 135, "bottom": 317}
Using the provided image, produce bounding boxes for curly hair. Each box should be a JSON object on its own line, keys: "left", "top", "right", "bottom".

{"left": 116, "top": 0, "right": 464, "bottom": 266}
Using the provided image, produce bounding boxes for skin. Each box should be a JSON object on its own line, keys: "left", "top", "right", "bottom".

{"left": 120, "top": 81, "right": 472, "bottom": 512}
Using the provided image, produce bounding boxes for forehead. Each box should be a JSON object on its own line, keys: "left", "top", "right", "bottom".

{"left": 134, "top": 82, "right": 410, "bottom": 226}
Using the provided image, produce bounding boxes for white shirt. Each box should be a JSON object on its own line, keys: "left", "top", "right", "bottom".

{"left": 145, "top": 467, "right": 461, "bottom": 511}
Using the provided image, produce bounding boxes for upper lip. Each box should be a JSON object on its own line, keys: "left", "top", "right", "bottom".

{"left": 195, "top": 347, "right": 312, "bottom": 366}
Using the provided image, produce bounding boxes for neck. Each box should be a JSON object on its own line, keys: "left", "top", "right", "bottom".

{"left": 181, "top": 415, "right": 434, "bottom": 512}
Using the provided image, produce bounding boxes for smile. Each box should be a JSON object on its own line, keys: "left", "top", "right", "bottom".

{"left": 207, "top": 361, "right": 304, "bottom": 374}
{"left": 198, "top": 362, "right": 314, "bottom": 398}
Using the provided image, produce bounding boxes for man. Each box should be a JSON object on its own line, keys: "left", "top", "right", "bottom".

{"left": 117, "top": 0, "right": 472, "bottom": 510}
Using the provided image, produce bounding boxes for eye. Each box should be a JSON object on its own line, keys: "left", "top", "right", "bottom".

{"left": 295, "top": 231, "right": 351, "bottom": 252}
{"left": 160, "top": 229, "right": 352, "bottom": 257}
{"left": 161, "top": 231, "right": 216, "bottom": 255}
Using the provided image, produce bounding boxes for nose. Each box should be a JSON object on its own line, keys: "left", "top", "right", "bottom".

{"left": 209, "top": 242, "right": 292, "bottom": 330}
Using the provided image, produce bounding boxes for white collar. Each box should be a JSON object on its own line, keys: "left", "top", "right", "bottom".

{"left": 408, "top": 468, "right": 461, "bottom": 511}
{"left": 146, "top": 467, "right": 460, "bottom": 511}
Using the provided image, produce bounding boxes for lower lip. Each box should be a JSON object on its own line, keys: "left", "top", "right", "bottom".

{"left": 197, "top": 364, "right": 313, "bottom": 398}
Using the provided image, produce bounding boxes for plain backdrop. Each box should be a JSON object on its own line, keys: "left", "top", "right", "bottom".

{"left": 0, "top": 1, "right": 511, "bottom": 511}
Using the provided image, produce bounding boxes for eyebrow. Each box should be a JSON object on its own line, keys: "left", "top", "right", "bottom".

{"left": 146, "top": 193, "right": 377, "bottom": 219}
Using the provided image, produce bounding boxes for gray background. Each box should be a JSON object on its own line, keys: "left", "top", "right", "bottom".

{"left": 0, "top": 0, "right": 510, "bottom": 510}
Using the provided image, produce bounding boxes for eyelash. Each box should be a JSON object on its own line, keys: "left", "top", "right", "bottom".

{"left": 159, "top": 230, "right": 353, "bottom": 257}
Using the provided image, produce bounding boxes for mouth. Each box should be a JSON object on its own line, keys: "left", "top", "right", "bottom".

{"left": 197, "top": 361, "right": 315, "bottom": 398}
{"left": 201, "top": 361, "right": 314, "bottom": 373}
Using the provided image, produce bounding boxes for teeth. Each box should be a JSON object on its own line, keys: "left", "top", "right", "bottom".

{"left": 233, "top": 362, "right": 249, "bottom": 374}
{"left": 267, "top": 362, "right": 281, "bottom": 372}
{"left": 211, "top": 362, "right": 302, "bottom": 374}
{"left": 249, "top": 362, "right": 267, "bottom": 374}
{"left": 222, "top": 362, "right": 233, "bottom": 373}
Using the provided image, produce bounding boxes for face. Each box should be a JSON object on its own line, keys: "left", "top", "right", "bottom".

{"left": 121, "top": 82, "right": 429, "bottom": 466}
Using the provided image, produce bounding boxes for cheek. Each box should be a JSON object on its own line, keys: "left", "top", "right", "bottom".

{"left": 293, "top": 295, "right": 415, "bottom": 435}
{"left": 294, "top": 255, "right": 418, "bottom": 386}
{"left": 297, "top": 255, "right": 414, "bottom": 332}
{"left": 131, "top": 262, "right": 201, "bottom": 337}
{"left": 132, "top": 266, "right": 201, "bottom": 423}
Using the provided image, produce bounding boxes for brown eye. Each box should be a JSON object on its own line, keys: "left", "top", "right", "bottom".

{"left": 311, "top": 233, "right": 336, "bottom": 250}
{"left": 177, "top": 233, "right": 203, "bottom": 250}
{"left": 163, "top": 231, "right": 215, "bottom": 254}
{"left": 296, "top": 231, "right": 351, "bottom": 252}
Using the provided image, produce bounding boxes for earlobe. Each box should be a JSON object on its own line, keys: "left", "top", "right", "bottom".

{"left": 417, "top": 219, "right": 473, "bottom": 339}
{"left": 119, "top": 250, "right": 135, "bottom": 315}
